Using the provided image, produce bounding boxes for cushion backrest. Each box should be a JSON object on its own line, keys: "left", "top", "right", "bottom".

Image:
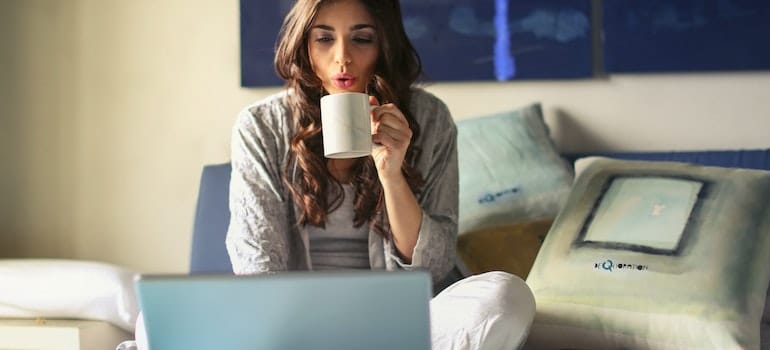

{"left": 563, "top": 149, "right": 770, "bottom": 170}
{"left": 189, "top": 163, "right": 233, "bottom": 274}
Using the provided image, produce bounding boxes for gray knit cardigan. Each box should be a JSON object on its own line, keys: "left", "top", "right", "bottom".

{"left": 225, "top": 88, "right": 458, "bottom": 284}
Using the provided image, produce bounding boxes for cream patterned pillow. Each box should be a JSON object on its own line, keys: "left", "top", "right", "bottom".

{"left": 525, "top": 157, "right": 770, "bottom": 350}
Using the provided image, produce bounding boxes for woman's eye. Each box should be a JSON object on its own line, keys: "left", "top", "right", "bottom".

{"left": 315, "top": 36, "right": 333, "bottom": 43}
{"left": 353, "top": 36, "right": 373, "bottom": 44}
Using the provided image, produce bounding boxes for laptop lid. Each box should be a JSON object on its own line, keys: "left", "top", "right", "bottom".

{"left": 135, "top": 270, "right": 432, "bottom": 350}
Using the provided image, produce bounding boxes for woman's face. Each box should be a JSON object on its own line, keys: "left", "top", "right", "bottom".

{"left": 307, "top": 0, "right": 379, "bottom": 94}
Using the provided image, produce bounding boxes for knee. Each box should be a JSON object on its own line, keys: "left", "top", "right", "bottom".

{"left": 478, "top": 272, "right": 536, "bottom": 348}
{"left": 458, "top": 272, "right": 534, "bottom": 306}
{"left": 431, "top": 272, "right": 536, "bottom": 350}
{"left": 439, "top": 271, "right": 536, "bottom": 319}
{"left": 485, "top": 271, "right": 536, "bottom": 316}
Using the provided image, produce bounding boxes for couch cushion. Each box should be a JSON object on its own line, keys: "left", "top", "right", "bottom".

{"left": 456, "top": 103, "right": 573, "bottom": 235}
{"left": 190, "top": 163, "right": 233, "bottom": 274}
{"left": 525, "top": 157, "right": 770, "bottom": 349}
{"left": 563, "top": 149, "right": 770, "bottom": 170}
{"left": 456, "top": 219, "right": 552, "bottom": 279}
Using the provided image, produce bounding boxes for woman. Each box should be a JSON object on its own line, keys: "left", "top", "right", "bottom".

{"left": 227, "top": 0, "right": 535, "bottom": 348}
{"left": 226, "top": 0, "right": 457, "bottom": 286}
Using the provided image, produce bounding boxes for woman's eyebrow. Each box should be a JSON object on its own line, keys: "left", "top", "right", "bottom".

{"left": 310, "top": 24, "right": 334, "bottom": 31}
{"left": 310, "top": 24, "right": 376, "bottom": 31}
{"left": 351, "top": 24, "right": 376, "bottom": 31}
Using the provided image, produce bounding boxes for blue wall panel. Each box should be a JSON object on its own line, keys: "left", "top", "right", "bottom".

{"left": 240, "top": 0, "right": 593, "bottom": 87}
{"left": 603, "top": 0, "right": 770, "bottom": 73}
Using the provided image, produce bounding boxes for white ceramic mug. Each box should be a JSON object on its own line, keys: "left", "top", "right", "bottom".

{"left": 320, "top": 92, "right": 376, "bottom": 159}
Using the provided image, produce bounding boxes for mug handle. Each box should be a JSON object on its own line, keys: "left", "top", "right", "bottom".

{"left": 369, "top": 105, "right": 385, "bottom": 151}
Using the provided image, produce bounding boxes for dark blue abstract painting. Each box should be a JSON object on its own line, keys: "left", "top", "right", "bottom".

{"left": 240, "top": 0, "right": 593, "bottom": 87}
{"left": 603, "top": 0, "right": 770, "bottom": 73}
{"left": 239, "top": 0, "right": 293, "bottom": 87}
{"left": 399, "top": 0, "right": 593, "bottom": 82}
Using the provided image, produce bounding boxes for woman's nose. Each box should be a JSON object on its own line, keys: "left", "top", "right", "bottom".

{"left": 334, "top": 42, "right": 351, "bottom": 66}
{"left": 336, "top": 57, "right": 352, "bottom": 66}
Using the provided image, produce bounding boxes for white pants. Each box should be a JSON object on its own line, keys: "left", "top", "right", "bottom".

{"left": 431, "top": 271, "right": 536, "bottom": 350}
{"left": 128, "top": 271, "right": 535, "bottom": 350}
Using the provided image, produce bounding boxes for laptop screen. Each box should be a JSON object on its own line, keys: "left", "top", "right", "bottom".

{"left": 135, "top": 270, "right": 432, "bottom": 350}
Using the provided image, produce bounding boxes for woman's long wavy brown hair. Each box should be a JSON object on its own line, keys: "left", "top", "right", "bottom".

{"left": 274, "top": 0, "right": 424, "bottom": 238}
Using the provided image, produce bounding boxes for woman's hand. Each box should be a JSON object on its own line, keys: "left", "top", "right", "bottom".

{"left": 369, "top": 96, "right": 412, "bottom": 184}
{"left": 368, "top": 96, "right": 421, "bottom": 262}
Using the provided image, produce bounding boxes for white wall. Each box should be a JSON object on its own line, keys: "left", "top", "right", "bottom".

{"left": 431, "top": 73, "right": 770, "bottom": 152}
{"left": 1, "top": 0, "right": 769, "bottom": 272}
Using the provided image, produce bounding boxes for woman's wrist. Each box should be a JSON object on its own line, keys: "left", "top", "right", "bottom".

{"left": 379, "top": 171, "right": 410, "bottom": 192}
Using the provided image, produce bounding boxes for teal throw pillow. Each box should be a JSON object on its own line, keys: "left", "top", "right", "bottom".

{"left": 456, "top": 103, "right": 573, "bottom": 235}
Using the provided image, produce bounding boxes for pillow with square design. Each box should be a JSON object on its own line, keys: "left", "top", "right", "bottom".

{"left": 456, "top": 103, "right": 573, "bottom": 235}
{"left": 524, "top": 157, "right": 770, "bottom": 350}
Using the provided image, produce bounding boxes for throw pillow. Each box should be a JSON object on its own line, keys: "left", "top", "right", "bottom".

{"left": 0, "top": 259, "right": 139, "bottom": 332}
{"left": 455, "top": 103, "right": 573, "bottom": 235}
{"left": 525, "top": 157, "right": 770, "bottom": 349}
{"left": 457, "top": 219, "right": 553, "bottom": 279}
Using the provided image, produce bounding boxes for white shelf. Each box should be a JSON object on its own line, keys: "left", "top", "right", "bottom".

{"left": 0, "top": 318, "right": 131, "bottom": 350}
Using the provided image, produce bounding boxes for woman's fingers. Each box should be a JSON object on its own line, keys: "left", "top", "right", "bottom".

{"left": 371, "top": 103, "right": 411, "bottom": 148}
{"left": 372, "top": 103, "right": 409, "bottom": 129}
{"left": 374, "top": 123, "right": 411, "bottom": 145}
{"left": 367, "top": 99, "right": 411, "bottom": 179}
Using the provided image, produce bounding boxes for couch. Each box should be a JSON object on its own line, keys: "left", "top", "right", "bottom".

{"left": 189, "top": 148, "right": 770, "bottom": 350}
{"left": 183, "top": 101, "right": 770, "bottom": 349}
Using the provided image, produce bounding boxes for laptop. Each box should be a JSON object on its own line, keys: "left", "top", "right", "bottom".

{"left": 135, "top": 270, "right": 432, "bottom": 350}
